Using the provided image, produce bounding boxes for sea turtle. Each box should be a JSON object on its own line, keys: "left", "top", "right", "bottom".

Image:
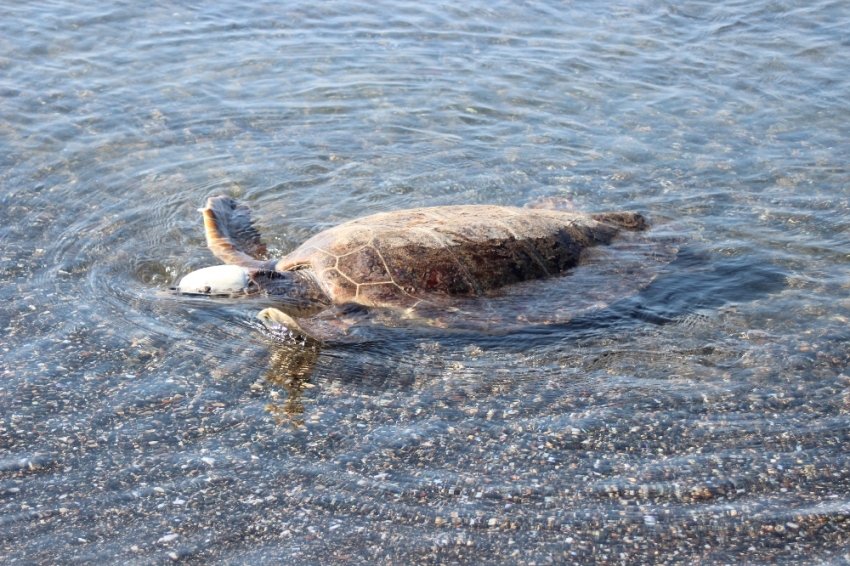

{"left": 176, "top": 195, "right": 669, "bottom": 341}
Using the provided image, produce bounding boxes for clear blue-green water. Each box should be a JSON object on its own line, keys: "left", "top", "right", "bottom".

{"left": 2, "top": 1, "right": 849, "bottom": 563}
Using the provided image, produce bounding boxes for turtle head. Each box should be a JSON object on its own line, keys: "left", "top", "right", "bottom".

{"left": 174, "top": 266, "right": 332, "bottom": 321}
{"left": 175, "top": 265, "right": 251, "bottom": 296}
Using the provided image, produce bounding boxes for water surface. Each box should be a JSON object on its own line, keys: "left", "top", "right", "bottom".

{"left": 2, "top": 0, "right": 849, "bottom": 563}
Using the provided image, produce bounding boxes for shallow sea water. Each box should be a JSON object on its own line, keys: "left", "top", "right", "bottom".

{"left": 2, "top": 0, "right": 850, "bottom": 564}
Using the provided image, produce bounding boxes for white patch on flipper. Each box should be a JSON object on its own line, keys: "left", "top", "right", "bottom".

{"left": 177, "top": 265, "right": 249, "bottom": 294}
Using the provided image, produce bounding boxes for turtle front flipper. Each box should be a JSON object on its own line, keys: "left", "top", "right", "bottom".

{"left": 257, "top": 305, "right": 372, "bottom": 343}
{"left": 257, "top": 308, "right": 320, "bottom": 341}
{"left": 202, "top": 195, "right": 277, "bottom": 270}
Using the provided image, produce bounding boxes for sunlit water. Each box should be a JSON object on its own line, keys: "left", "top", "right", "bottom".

{"left": 2, "top": 0, "right": 849, "bottom": 563}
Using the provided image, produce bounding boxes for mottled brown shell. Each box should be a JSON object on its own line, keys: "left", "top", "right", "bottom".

{"left": 273, "top": 205, "right": 649, "bottom": 308}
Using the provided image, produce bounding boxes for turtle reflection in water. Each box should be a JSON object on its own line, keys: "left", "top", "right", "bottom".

{"left": 176, "top": 195, "right": 677, "bottom": 342}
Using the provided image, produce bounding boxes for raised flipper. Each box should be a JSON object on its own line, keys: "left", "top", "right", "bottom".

{"left": 201, "top": 195, "right": 277, "bottom": 269}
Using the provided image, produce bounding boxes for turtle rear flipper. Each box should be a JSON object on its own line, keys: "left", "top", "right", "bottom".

{"left": 202, "top": 195, "right": 276, "bottom": 269}
{"left": 590, "top": 211, "right": 649, "bottom": 232}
